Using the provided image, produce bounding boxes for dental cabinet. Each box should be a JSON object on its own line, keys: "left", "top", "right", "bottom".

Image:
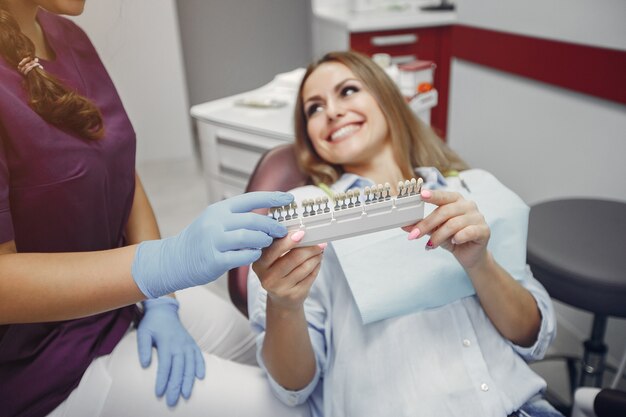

{"left": 191, "top": 69, "right": 438, "bottom": 203}
{"left": 190, "top": 70, "right": 301, "bottom": 204}
{"left": 312, "top": 0, "right": 456, "bottom": 137}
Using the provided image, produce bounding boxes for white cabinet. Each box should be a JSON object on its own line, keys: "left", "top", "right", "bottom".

{"left": 191, "top": 70, "right": 302, "bottom": 203}
{"left": 196, "top": 121, "right": 291, "bottom": 202}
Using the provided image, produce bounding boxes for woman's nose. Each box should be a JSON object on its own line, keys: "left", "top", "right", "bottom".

{"left": 325, "top": 100, "right": 345, "bottom": 120}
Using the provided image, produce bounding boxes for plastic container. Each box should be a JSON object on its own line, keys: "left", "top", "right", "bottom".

{"left": 398, "top": 60, "right": 436, "bottom": 98}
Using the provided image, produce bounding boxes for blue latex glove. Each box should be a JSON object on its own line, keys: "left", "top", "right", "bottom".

{"left": 137, "top": 296, "right": 205, "bottom": 407}
{"left": 132, "top": 191, "right": 293, "bottom": 298}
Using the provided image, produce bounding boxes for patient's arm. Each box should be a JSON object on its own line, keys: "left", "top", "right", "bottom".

{"left": 252, "top": 232, "right": 324, "bottom": 390}
{"left": 411, "top": 189, "right": 541, "bottom": 347}
{"left": 465, "top": 252, "right": 541, "bottom": 347}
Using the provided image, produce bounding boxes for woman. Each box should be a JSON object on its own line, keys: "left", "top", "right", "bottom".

{"left": 0, "top": 1, "right": 308, "bottom": 416}
{"left": 248, "top": 51, "right": 563, "bottom": 417}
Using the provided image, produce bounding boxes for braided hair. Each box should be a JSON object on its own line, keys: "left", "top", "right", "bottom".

{"left": 0, "top": 1, "right": 103, "bottom": 140}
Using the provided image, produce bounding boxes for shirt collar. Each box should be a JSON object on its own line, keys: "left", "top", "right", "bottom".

{"left": 330, "top": 173, "right": 375, "bottom": 194}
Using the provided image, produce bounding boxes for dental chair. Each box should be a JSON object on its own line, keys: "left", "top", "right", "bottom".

{"left": 228, "top": 143, "right": 309, "bottom": 317}
{"left": 527, "top": 198, "right": 626, "bottom": 416}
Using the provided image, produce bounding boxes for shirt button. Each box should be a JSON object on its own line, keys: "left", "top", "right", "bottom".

{"left": 480, "top": 383, "right": 489, "bottom": 392}
{"left": 462, "top": 339, "right": 471, "bottom": 347}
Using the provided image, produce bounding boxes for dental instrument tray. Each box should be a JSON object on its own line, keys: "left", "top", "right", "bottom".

{"left": 268, "top": 178, "right": 424, "bottom": 247}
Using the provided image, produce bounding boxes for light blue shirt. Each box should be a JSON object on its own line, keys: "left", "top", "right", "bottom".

{"left": 248, "top": 170, "right": 556, "bottom": 417}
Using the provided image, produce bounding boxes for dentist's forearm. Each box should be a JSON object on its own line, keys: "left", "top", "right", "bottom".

{"left": 125, "top": 173, "right": 161, "bottom": 244}
{"left": 125, "top": 175, "right": 176, "bottom": 300}
{"left": 0, "top": 246, "right": 145, "bottom": 324}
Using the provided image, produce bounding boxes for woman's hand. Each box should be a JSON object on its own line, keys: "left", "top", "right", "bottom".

{"left": 405, "top": 189, "right": 542, "bottom": 346}
{"left": 137, "top": 297, "right": 205, "bottom": 407}
{"left": 252, "top": 231, "right": 326, "bottom": 312}
{"left": 254, "top": 231, "right": 325, "bottom": 390}
{"left": 406, "top": 189, "right": 491, "bottom": 270}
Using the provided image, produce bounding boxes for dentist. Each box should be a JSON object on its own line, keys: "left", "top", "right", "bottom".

{"left": 0, "top": 1, "right": 309, "bottom": 417}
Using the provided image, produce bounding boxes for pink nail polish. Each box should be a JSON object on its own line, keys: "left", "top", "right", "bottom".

{"left": 425, "top": 240, "right": 434, "bottom": 250}
{"left": 408, "top": 228, "right": 421, "bottom": 240}
{"left": 318, "top": 242, "right": 328, "bottom": 250}
{"left": 421, "top": 189, "right": 432, "bottom": 199}
{"left": 291, "top": 230, "right": 305, "bottom": 242}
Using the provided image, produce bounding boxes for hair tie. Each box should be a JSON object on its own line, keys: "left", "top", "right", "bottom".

{"left": 17, "top": 57, "right": 43, "bottom": 76}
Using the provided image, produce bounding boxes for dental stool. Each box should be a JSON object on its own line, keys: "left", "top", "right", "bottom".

{"left": 526, "top": 198, "right": 626, "bottom": 412}
{"left": 228, "top": 144, "right": 309, "bottom": 317}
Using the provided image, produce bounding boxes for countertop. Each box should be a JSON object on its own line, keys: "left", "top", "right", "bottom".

{"left": 190, "top": 69, "right": 305, "bottom": 141}
{"left": 313, "top": 4, "right": 457, "bottom": 32}
{"left": 190, "top": 92, "right": 295, "bottom": 142}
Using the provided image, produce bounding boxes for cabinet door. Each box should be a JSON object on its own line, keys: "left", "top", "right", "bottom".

{"left": 350, "top": 27, "right": 451, "bottom": 138}
{"left": 196, "top": 120, "right": 289, "bottom": 203}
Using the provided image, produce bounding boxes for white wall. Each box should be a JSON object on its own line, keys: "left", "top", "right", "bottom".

{"left": 176, "top": 0, "right": 313, "bottom": 106}
{"left": 448, "top": 0, "right": 626, "bottom": 387}
{"left": 449, "top": 61, "right": 626, "bottom": 205}
{"left": 458, "top": 0, "right": 626, "bottom": 50}
{"left": 72, "top": 0, "right": 194, "bottom": 162}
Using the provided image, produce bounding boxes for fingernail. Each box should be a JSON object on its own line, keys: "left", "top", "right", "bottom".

{"left": 318, "top": 242, "right": 328, "bottom": 250}
{"left": 451, "top": 238, "right": 458, "bottom": 245}
{"left": 407, "top": 228, "right": 421, "bottom": 240}
{"left": 291, "top": 230, "right": 305, "bottom": 242}
{"left": 425, "top": 240, "right": 434, "bottom": 250}
{"left": 421, "top": 189, "right": 432, "bottom": 199}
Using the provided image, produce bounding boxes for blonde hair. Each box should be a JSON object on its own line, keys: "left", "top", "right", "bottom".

{"left": 0, "top": 2, "right": 104, "bottom": 140}
{"left": 294, "top": 51, "right": 468, "bottom": 185}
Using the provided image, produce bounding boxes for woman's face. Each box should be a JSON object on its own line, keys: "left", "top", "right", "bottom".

{"left": 33, "top": 0, "right": 86, "bottom": 16}
{"left": 302, "top": 62, "right": 390, "bottom": 168}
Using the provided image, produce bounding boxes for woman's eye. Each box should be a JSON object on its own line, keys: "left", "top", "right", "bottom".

{"left": 306, "top": 104, "right": 323, "bottom": 118}
{"left": 341, "top": 85, "right": 359, "bottom": 97}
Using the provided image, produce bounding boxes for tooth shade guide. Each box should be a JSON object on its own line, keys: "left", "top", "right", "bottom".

{"left": 291, "top": 201, "right": 299, "bottom": 219}
{"left": 266, "top": 177, "right": 424, "bottom": 247}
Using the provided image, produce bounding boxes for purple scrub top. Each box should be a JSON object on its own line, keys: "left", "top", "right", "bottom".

{"left": 0, "top": 10, "right": 140, "bottom": 417}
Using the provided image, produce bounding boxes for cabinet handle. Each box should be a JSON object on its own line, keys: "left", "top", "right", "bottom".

{"left": 216, "top": 136, "right": 268, "bottom": 154}
{"left": 391, "top": 55, "right": 417, "bottom": 65}
{"left": 371, "top": 34, "right": 418, "bottom": 46}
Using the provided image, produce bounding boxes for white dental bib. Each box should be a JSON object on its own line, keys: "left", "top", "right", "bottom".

{"left": 289, "top": 169, "right": 529, "bottom": 324}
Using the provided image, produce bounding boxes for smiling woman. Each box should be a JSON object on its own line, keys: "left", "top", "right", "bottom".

{"left": 301, "top": 63, "right": 392, "bottom": 178}
{"left": 248, "top": 51, "right": 565, "bottom": 417}
{"left": 294, "top": 51, "right": 467, "bottom": 188}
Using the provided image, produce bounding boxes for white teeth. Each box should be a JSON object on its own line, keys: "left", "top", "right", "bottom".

{"left": 330, "top": 124, "right": 359, "bottom": 141}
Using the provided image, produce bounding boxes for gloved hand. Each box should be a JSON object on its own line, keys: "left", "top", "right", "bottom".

{"left": 137, "top": 296, "right": 204, "bottom": 407}
{"left": 132, "top": 191, "right": 293, "bottom": 298}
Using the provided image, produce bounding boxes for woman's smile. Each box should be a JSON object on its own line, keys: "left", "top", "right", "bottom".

{"left": 328, "top": 122, "right": 362, "bottom": 142}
